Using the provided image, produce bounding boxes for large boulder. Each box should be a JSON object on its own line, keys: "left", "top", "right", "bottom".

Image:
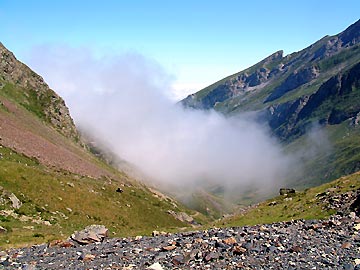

{"left": 0, "top": 187, "right": 22, "bottom": 209}
{"left": 279, "top": 188, "right": 296, "bottom": 196}
{"left": 167, "top": 210, "right": 196, "bottom": 224}
{"left": 8, "top": 193, "right": 22, "bottom": 209}
{"left": 70, "top": 225, "right": 108, "bottom": 245}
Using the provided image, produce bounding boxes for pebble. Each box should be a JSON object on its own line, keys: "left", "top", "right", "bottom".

{"left": 2, "top": 214, "right": 360, "bottom": 269}
{"left": 147, "top": 262, "right": 164, "bottom": 270}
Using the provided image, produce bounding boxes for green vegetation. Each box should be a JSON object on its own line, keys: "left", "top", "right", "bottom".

{"left": 1, "top": 23, "right": 360, "bottom": 251}
{"left": 218, "top": 171, "right": 360, "bottom": 228}
{"left": 183, "top": 22, "right": 360, "bottom": 209}
{"left": 184, "top": 190, "right": 235, "bottom": 220}
{"left": 0, "top": 145, "right": 204, "bottom": 248}
{"left": 0, "top": 81, "right": 50, "bottom": 121}
{"left": 318, "top": 44, "right": 360, "bottom": 71}
{"left": 0, "top": 67, "right": 208, "bottom": 249}
{"left": 193, "top": 51, "right": 283, "bottom": 102}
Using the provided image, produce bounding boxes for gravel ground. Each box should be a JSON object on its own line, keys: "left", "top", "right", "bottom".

{"left": 1, "top": 214, "right": 360, "bottom": 270}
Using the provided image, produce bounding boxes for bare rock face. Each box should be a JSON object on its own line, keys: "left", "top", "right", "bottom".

{"left": 167, "top": 210, "right": 196, "bottom": 225}
{"left": 352, "top": 112, "right": 360, "bottom": 126}
{"left": 265, "top": 66, "right": 319, "bottom": 103}
{"left": 0, "top": 186, "right": 22, "bottom": 209}
{"left": 181, "top": 20, "right": 360, "bottom": 144}
{"left": 0, "top": 226, "right": 7, "bottom": 233}
{"left": 279, "top": 188, "right": 296, "bottom": 196}
{"left": 0, "top": 42, "right": 79, "bottom": 141}
{"left": 8, "top": 193, "right": 22, "bottom": 209}
{"left": 182, "top": 50, "right": 285, "bottom": 110}
{"left": 70, "top": 225, "right": 109, "bottom": 245}
{"left": 266, "top": 61, "right": 360, "bottom": 140}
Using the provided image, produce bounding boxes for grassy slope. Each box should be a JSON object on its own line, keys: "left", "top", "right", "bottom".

{"left": 0, "top": 81, "right": 50, "bottom": 121}
{"left": 0, "top": 84, "right": 115, "bottom": 178}
{"left": 185, "top": 37, "right": 360, "bottom": 207}
{"left": 218, "top": 171, "right": 360, "bottom": 228}
{"left": 0, "top": 144, "right": 206, "bottom": 248}
{"left": 0, "top": 83, "right": 208, "bottom": 248}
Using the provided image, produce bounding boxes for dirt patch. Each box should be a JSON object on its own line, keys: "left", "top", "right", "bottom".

{"left": 0, "top": 97, "right": 113, "bottom": 178}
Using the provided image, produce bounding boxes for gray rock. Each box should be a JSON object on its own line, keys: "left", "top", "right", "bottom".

{"left": 4, "top": 214, "right": 360, "bottom": 269}
{"left": 279, "top": 188, "right": 295, "bottom": 196}
{"left": 0, "top": 226, "right": 7, "bottom": 233}
{"left": 147, "top": 262, "right": 164, "bottom": 270}
{"left": 8, "top": 193, "right": 22, "bottom": 209}
{"left": 70, "top": 224, "right": 108, "bottom": 245}
{"left": 167, "top": 210, "right": 195, "bottom": 224}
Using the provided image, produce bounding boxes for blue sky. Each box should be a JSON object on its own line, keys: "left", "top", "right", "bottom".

{"left": 1, "top": 0, "right": 359, "bottom": 99}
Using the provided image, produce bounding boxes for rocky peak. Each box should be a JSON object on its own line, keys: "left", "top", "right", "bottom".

{"left": 267, "top": 61, "right": 360, "bottom": 140}
{"left": 183, "top": 19, "right": 360, "bottom": 113}
{"left": 0, "top": 42, "right": 47, "bottom": 90}
{"left": 310, "top": 19, "right": 360, "bottom": 61}
{"left": 0, "top": 42, "right": 79, "bottom": 141}
{"left": 263, "top": 50, "right": 283, "bottom": 63}
{"left": 338, "top": 19, "right": 360, "bottom": 47}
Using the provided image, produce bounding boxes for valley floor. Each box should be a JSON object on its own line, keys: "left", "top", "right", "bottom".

{"left": 2, "top": 213, "right": 359, "bottom": 270}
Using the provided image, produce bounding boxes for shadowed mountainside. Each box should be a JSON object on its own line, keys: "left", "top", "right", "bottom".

{"left": 182, "top": 19, "right": 360, "bottom": 194}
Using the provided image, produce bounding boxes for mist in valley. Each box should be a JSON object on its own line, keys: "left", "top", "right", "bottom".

{"left": 27, "top": 45, "right": 304, "bottom": 201}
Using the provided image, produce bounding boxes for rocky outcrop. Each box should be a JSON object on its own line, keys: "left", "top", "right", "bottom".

{"left": 352, "top": 112, "right": 360, "bottom": 126}
{"left": 0, "top": 186, "right": 22, "bottom": 209}
{"left": 266, "top": 96, "right": 310, "bottom": 139}
{"left": 0, "top": 226, "right": 7, "bottom": 233}
{"left": 182, "top": 19, "right": 360, "bottom": 119}
{"left": 266, "top": 61, "right": 360, "bottom": 140}
{"left": 8, "top": 193, "right": 22, "bottom": 209}
{"left": 182, "top": 51, "right": 284, "bottom": 109}
{"left": 299, "top": 62, "right": 360, "bottom": 124}
{"left": 0, "top": 42, "right": 79, "bottom": 140}
{"left": 265, "top": 65, "right": 319, "bottom": 102}
{"left": 70, "top": 225, "right": 109, "bottom": 245}
{"left": 315, "top": 187, "right": 360, "bottom": 216}
{"left": 337, "top": 19, "right": 360, "bottom": 48}
{"left": 167, "top": 210, "right": 196, "bottom": 225}
{"left": 279, "top": 188, "right": 295, "bottom": 196}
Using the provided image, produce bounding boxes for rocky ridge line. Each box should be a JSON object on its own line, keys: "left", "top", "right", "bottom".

{"left": 0, "top": 42, "right": 79, "bottom": 140}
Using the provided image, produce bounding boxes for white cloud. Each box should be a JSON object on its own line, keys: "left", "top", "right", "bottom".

{"left": 26, "top": 45, "right": 295, "bottom": 197}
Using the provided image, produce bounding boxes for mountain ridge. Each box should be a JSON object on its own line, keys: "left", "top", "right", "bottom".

{"left": 0, "top": 42, "right": 79, "bottom": 140}
{"left": 182, "top": 18, "right": 360, "bottom": 195}
{"left": 182, "top": 19, "right": 360, "bottom": 114}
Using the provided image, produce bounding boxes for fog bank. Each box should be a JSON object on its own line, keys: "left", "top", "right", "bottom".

{"left": 27, "top": 45, "right": 294, "bottom": 195}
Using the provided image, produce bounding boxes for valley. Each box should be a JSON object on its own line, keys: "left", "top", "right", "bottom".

{"left": 0, "top": 16, "right": 359, "bottom": 270}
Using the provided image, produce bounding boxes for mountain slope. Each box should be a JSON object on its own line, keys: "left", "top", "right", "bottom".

{"left": 0, "top": 43, "right": 78, "bottom": 140}
{"left": 182, "top": 19, "right": 360, "bottom": 191}
{"left": 183, "top": 19, "right": 360, "bottom": 117}
{"left": 219, "top": 170, "right": 360, "bottom": 228}
{"left": 0, "top": 43, "right": 204, "bottom": 247}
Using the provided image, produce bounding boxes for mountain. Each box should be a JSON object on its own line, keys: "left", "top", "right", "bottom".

{"left": 0, "top": 43, "right": 78, "bottom": 140}
{"left": 182, "top": 19, "right": 360, "bottom": 193}
{"left": 218, "top": 170, "right": 360, "bottom": 227}
{"left": 0, "top": 43, "right": 204, "bottom": 247}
